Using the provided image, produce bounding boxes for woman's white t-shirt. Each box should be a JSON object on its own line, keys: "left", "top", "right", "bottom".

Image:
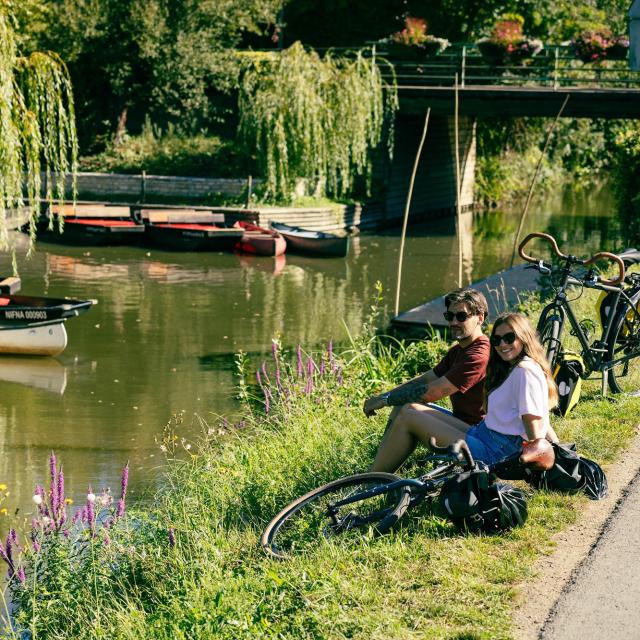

{"left": 484, "top": 356, "right": 550, "bottom": 438}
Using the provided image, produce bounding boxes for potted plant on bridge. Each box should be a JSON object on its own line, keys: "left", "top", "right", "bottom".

{"left": 571, "top": 30, "right": 629, "bottom": 63}
{"left": 476, "top": 14, "right": 543, "bottom": 68}
{"left": 381, "top": 17, "right": 450, "bottom": 60}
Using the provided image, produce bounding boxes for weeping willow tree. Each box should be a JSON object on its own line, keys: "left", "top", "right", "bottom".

{"left": 238, "top": 42, "right": 398, "bottom": 201}
{"left": 0, "top": 10, "right": 77, "bottom": 262}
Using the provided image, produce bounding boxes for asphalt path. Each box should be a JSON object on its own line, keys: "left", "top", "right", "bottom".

{"left": 541, "top": 469, "right": 640, "bottom": 640}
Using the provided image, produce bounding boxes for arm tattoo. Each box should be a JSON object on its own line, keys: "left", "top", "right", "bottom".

{"left": 386, "top": 383, "right": 429, "bottom": 407}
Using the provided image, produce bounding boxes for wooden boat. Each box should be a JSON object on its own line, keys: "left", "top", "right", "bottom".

{"left": 269, "top": 222, "right": 349, "bottom": 258}
{"left": 233, "top": 221, "right": 286, "bottom": 257}
{"left": 141, "top": 209, "right": 243, "bottom": 252}
{"left": 0, "top": 294, "right": 94, "bottom": 356}
{"left": 30, "top": 204, "right": 144, "bottom": 246}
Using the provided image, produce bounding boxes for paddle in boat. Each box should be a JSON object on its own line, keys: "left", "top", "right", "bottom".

{"left": 269, "top": 221, "right": 349, "bottom": 258}
{"left": 29, "top": 204, "right": 145, "bottom": 246}
{"left": 0, "top": 278, "right": 94, "bottom": 356}
{"left": 233, "top": 221, "right": 286, "bottom": 257}
{"left": 140, "top": 209, "right": 243, "bottom": 252}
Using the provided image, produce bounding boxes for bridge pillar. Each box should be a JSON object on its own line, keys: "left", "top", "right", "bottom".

{"left": 380, "top": 113, "right": 476, "bottom": 227}
{"left": 630, "top": 0, "right": 640, "bottom": 71}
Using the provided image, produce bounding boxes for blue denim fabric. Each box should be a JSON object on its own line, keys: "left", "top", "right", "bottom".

{"left": 465, "top": 420, "right": 523, "bottom": 465}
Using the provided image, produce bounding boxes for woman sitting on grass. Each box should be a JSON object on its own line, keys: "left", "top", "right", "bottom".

{"left": 371, "top": 312, "right": 558, "bottom": 470}
{"left": 467, "top": 312, "right": 559, "bottom": 465}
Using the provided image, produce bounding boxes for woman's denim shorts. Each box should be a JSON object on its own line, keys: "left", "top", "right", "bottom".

{"left": 465, "top": 420, "right": 523, "bottom": 466}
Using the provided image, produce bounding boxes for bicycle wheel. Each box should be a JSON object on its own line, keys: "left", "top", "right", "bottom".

{"left": 537, "top": 306, "right": 563, "bottom": 370}
{"left": 606, "top": 296, "right": 640, "bottom": 394}
{"left": 261, "top": 472, "right": 411, "bottom": 559}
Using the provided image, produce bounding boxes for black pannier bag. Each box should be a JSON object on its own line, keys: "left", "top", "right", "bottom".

{"left": 438, "top": 465, "right": 528, "bottom": 533}
{"left": 552, "top": 352, "right": 584, "bottom": 417}
{"left": 493, "top": 443, "right": 608, "bottom": 500}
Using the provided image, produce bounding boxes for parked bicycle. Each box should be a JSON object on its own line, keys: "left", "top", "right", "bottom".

{"left": 518, "top": 232, "right": 640, "bottom": 395}
{"left": 261, "top": 440, "right": 530, "bottom": 559}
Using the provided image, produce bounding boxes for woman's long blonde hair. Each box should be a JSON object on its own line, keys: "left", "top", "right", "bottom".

{"left": 485, "top": 312, "right": 558, "bottom": 407}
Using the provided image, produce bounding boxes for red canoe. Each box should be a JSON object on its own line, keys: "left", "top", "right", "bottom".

{"left": 233, "top": 221, "right": 287, "bottom": 257}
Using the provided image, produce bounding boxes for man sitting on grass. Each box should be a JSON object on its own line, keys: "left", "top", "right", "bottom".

{"left": 364, "top": 288, "right": 491, "bottom": 472}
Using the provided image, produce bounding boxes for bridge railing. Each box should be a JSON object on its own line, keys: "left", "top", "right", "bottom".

{"left": 327, "top": 43, "right": 640, "bottom": 89}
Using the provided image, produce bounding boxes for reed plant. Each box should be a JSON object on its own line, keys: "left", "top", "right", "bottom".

{"left": 1, "top": 289, "right": 639, "bottom": 638}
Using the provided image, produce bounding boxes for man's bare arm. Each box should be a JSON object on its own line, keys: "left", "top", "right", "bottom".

{"left": 386, "top": 375, "right": 457, "bottom": 406}
{"left": 363, "top": 373, "right": 457, "bottom": 416}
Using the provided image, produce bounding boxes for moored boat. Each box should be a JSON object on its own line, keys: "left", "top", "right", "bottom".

{"left": 233, "top": 221, "right": 286, "bottom": 257}
{"left": 0, "top": 294, "right": 95, "bottom": 356}
{"left": 269, "top": 221, "right": 349, "bottom": 258}
{"left": 29, "top": 204, "right": 144, "bottom": 246}
{"left": 141, "top": 209, "right": 243, "bottom": 252}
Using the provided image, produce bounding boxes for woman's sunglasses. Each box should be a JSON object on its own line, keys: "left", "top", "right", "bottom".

{"left": 490, "top": 331, "right": 517, "bottom": 347}
{"left": 443, "top": 311, "right": 473, "bottom": 322}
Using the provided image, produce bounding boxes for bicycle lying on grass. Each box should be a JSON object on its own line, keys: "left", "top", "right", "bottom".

{"left": 261, "top": 439, "right": 533, "bottom": 559}
{"left": 518, "top": 232, "right": 640, "bottom": 395}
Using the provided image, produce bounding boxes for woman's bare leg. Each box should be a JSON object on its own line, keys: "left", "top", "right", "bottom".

{"left": 370, "top": 404, "right": 471, "bottom": 473}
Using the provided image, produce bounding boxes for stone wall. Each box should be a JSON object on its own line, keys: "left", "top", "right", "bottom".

{"left": 47, "top": 172, "right": 252, "bottom": 202}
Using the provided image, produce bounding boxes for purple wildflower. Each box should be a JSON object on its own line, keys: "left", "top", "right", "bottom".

{"left": 16, "top": 567, "right": 25, "bottom": 584}
{"left": 49, "top": 454, "right": 59, "bottom": 518}
{"left": 320, "top": 359, "right": 326, "bottom": 375}
{"left": 87, "top": 499, "right": 95, "bottom": 533}
{"left": 296, "top": 345, "right": 303, "bottom": 377}
{"left": 116, "top": 498, "right": 125, "bottom": 519}
{"left": 71, "top": 511, "right": 81, "bottom": 525}
{"left": 57, "top": 467, "right": 65, "bottom": 518}
{"left": 261, "top": 361, "right": 269, "bottom": 384}
{"left": 62, "top": 529, "right": 70, "bottom": 538}
{"left": 168, "top": 527, "right": 176, "bottom": 548}
{"left": 32, "top": 541, "right": 40, "bottom": 553}
{"left": 120, "top": 463, "right": 129, "bottom": 503}
{"left": 104, "top": 533, "right": 110, "bottom": 546}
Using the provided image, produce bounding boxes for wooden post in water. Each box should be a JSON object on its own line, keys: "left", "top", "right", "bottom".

{"left": 509, "top": 94, "right": 570, "bottom": 268}
{"left": 246, "top": 175, "right": 253, "bottom": 209}
{"left": 394, "top": 108, "right": 430, "bottom": 317}
{"left": 454, "top": 74, "right": 463, "bottom": 288}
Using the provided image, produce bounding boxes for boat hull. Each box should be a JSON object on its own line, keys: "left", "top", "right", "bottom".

{"left": 145, "top": 224, "right": 243, "bottom": 252}
{"left": 234, "top": 221, "right": 287, "bottom": 257}
{"left": 270, "top": 222, "right": 349, "bottom": 257}
{"left": 34, "top": 218, "right": 145, "bottom": 246}
{"left": 0, "top": 323, "right": 68, "bottom": 356}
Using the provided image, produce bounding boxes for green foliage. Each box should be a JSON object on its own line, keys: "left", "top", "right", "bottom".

{"left": 79, "top": 118, "right": 250, "bottom": 177}
{"left": 611, "top": 124, "right": 640, "bottom": 246}
{"left": 5, "top": 311, "right": 640, "bottom": 638}
{"left": 238, "top": 42, "right": 398, "bottom": 201}
{"left": 0, "top": 9, "right": 77, "bottom": 258}
{"left": 27, "top": 0, "right": 283, "bottom": 148}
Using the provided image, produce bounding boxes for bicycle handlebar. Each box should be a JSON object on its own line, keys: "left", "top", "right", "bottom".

{"left": 429, "top": 437, "right": 475, "bottom": 469}
{"left": 518, "top": 232, "right": 626, "bottom": 286}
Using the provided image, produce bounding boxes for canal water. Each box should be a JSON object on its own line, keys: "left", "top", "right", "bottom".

{"left": 0, "top": 186, "right": 621, "bottom": 523}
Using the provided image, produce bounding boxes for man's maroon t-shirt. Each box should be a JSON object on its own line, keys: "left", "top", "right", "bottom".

{"left": 432, "top": 335, "right": 490, "bottom": 425}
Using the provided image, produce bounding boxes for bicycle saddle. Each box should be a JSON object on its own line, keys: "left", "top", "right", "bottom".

{"left": 519, "top": 438, "right": 555, "bottom": 471}
{"left": 617, "top": 248, "right": 640, "bottom": 266}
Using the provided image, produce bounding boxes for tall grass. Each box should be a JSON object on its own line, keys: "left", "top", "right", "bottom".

{"left": 1, "top": 292, "right": 639, "bottom": 639}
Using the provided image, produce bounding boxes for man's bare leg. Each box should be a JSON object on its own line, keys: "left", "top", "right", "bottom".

{"left": 370, "top": 404, "right": 471, "bottom": 473}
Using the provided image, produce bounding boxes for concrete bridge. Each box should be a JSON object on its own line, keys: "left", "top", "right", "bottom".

{"left": 371, "top": 44, "right": 640, "bottom": 228}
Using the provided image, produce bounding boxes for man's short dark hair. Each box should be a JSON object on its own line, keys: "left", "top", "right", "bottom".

{"left": 444, "top": 288, "right": 488, "bottom": 318}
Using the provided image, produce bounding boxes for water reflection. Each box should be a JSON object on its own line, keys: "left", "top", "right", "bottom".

{"left": 0, "top": 357, "right": 67, "bottom": 394}
{"left": 0, "top": 185, "right": 621, "bottom": 530}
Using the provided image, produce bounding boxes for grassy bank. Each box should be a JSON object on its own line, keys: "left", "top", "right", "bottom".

{"left": 2, "top": 292, "right": 639, "bottom": 639}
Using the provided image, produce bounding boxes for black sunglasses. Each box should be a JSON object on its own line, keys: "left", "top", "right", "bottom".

{"left": 490, "top": 331, "right": 517, "bottom": 347}
{"left": 443, "top": 311, "right": 473, "bottom": 322}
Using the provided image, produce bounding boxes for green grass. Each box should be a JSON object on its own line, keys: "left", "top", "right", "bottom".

{"left": 2, "top": 295, "right": 640, "bottom": 639}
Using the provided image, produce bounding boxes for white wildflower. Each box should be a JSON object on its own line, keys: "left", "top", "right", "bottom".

{"left": 32, "top": 494, "right": 43, "bottom": 505}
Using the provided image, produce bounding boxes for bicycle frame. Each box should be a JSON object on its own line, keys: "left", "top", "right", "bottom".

{"left": 329, "top": 460, "right": 460, "bottom": 512}
{"left": 544, "top": 268, "right": 640, "bottom": 377}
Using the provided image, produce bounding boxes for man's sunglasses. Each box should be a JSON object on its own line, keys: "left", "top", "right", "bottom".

{"left": 490, "top": 331, "right": 517, "bottom": 347}
{"left": 443, "top": 311, "right": 474, "bottom": 322}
